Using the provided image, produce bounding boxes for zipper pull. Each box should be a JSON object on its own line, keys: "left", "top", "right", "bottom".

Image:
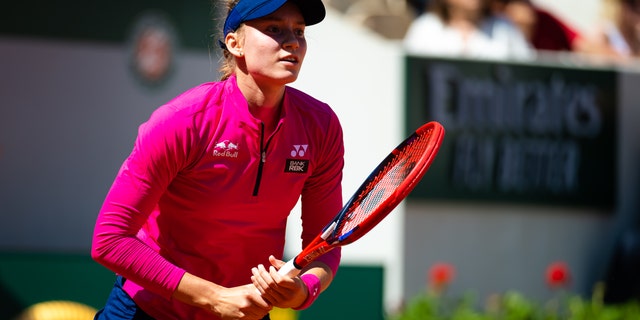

{"left": 261, "top": 151, "right": 266, "bottom": 163}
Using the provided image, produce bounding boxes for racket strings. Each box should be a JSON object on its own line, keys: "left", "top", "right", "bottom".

{"left": 336, "top": 128, "right": 435, "bottom": 237}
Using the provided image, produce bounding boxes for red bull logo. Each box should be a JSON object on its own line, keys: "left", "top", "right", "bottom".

{"left": 213, "top": 140, "right": 239, "bottom": 158}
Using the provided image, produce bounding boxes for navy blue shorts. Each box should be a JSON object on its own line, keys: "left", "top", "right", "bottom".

{"left": 94, "top": 276, "right": 270, "bottom": 320}
{"left": 94, "top": 276, "right": 154, "bottom": 320}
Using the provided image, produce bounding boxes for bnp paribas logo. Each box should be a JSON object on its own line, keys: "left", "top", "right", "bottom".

{"left": 213, "top": 140, "right": 239, "bottom": 158}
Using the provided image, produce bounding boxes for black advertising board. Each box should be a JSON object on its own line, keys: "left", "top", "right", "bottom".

{"left": 405, "top": 55, "right": 617, "bottom": 209}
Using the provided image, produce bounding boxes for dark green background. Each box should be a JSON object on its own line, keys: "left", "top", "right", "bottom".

{"left": 1, "top": 0, "right": 217, "bottom": 50}
{"left": 0, "top": 252, "right": 384, "bottom": 320}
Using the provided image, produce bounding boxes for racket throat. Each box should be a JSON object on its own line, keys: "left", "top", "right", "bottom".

{"left": 321, "top": 221, "right": 337, "bottom": 240}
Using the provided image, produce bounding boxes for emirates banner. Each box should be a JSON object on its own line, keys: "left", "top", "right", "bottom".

{"left": 405, "top": 55, "right": 617, "bottom": 208}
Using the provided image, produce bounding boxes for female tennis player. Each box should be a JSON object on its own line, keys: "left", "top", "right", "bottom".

{"left": 91, "top": 0, "right": 343, "bottom": 319}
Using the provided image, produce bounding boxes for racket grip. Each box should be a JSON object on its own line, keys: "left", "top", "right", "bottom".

{"left": 254, "top": 258, "right": 301, "bottom": 295}
{"left": 277, "top": 258, "right": 301, "bottom": 277}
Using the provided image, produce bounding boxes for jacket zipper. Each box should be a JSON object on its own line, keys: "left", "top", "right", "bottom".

{"left": 252, "top": 121, "right": 281, "bottom": 196}
{"left": 253, "top": 123, "right": 267, "bottom": 196}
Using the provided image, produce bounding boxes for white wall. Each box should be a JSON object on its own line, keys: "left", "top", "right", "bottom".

{"left": 405, "top": 203, "right": 613, "bottom": 302}
{"left": 0, "top": 38, "right": 214, "bottom": 251}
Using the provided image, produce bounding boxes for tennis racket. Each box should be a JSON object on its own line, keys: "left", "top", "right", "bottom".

{"left": 277, "top": 121, "right": 445, "bottom": 277}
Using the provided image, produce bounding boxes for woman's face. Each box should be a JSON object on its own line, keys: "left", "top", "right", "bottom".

{"left": 239, "top": 2, "right": 307, "bottom": 86}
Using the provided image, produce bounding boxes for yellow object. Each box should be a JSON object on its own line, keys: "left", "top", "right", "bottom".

{"left": 270, "top": 307, "right": 298, "bottom": 320}
{"left": 15, "top": 300, "right": 97, "bottom": 320}
{"left": 16, "top": 301, "right": 298, "bottom": 320}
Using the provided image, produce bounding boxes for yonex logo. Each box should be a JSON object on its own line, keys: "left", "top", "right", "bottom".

{"left": 286, "top": 144, "right": 309, "bottom": 173}
{"left": 213, "top": 140, "right": 239, "bottom": 158}
{"left": 290, "top": 144, "right": 308, "bottom": 157}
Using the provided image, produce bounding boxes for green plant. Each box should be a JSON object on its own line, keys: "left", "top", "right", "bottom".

{"left": 388, "top": 262, "right": 640, "bottom": 320}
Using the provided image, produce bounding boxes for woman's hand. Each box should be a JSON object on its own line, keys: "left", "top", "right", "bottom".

{"left": 210, "top": 284, "right": 273, "bottom": 320}
{"left": 173, "top": 272, "right": 272, "bottom": 320}
{"left": 251, "top": 255, "right": 307, "bottom": 309}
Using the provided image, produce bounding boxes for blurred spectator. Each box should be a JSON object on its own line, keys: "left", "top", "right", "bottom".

{"left": 407, "top": 0, "right": 430, "bottom": 13}
{"left": 587, "top": 0, "right": 640, "bottom": 62}
{"left": 403, "top": 0, "right": 533, "bottom": 60}
{"left": 491, "top": 0, "right": 586, "bottom": 52}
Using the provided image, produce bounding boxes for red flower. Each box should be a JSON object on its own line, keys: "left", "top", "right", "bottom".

{"left": 546, "top": 261, "right": 571, "bottom": 289}
{"left": 428, "top": 262, "right": 456, "bottom": 292}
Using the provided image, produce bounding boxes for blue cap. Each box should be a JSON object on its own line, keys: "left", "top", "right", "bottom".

{"left": 223, "top": 0, "right": 326, "bottom": 37}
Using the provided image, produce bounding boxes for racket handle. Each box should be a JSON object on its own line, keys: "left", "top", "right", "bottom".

{"left": 278, "top": 258, "right": 301, "bottom": 277}
{"left": 254, "top": 258, "right": 301, "bottom": 295}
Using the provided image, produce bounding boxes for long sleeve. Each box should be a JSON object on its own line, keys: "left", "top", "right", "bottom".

{"left": 91, "top": 104, "right": 192, "bottom": 300}
{"left": 300, "top": 107, "right": 344, "bottom": 274}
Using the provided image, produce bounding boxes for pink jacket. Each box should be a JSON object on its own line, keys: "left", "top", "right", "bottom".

{"left": 91, "top": 75, "right": 343, "bottom": 319}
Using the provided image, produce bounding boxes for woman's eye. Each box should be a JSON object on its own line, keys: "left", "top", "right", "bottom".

{"left": 266, "top": 26, "right": 281, "bottom": 33}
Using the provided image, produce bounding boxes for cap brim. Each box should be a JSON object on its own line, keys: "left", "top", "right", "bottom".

{"left": 250, "top": 0, "right": 326, "bottom": 26}
{"left": 224, "top": 0, "right": 326, "bottom": 36}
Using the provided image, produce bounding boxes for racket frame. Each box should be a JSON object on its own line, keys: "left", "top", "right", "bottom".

{"left": 278, "top": 121, "right": 445, "bottom": 276}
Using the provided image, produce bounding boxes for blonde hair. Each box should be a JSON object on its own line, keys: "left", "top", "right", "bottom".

{"left": 219, "top": 0, "right": 242, "bottom": 80}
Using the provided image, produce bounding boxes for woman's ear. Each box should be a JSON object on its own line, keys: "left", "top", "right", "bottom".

{"left": 225, "top": 32, "right": 244, "bottom": 58}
